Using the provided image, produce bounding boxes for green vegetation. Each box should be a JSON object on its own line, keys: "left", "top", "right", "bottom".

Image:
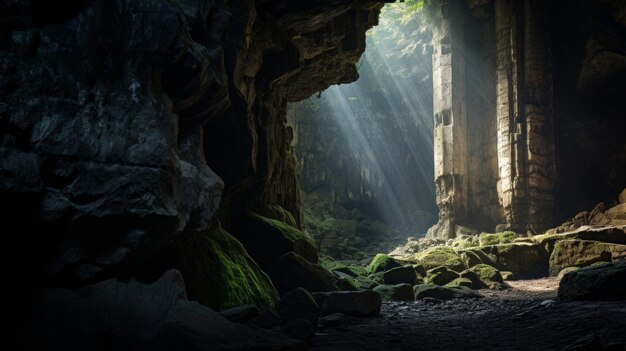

{"left": 368, "top": 253, "right": 401, "bottom": 274}
{"left": 250, "top": 212, "right": 315, "bottom": 248}
{"left": 466, "top": 264, "right": 503, "bottom": 284}
{"left": 479, "top": 231, "right": 518, "bottom": 246}
{"left": 174, "top": 226, "right": 279, "bottom": 311}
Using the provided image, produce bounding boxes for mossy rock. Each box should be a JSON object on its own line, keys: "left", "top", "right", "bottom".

{"left": 415, "top": 246, "right": 465, "bottom": 272}
{"left": 451, "top": 235, "right": 479, "bottom": 249}
{"left": 533, "top": 226, "right": 626, "bottom": 255}
{"left": 479, "top": 231, "right": 518, "bottom": 246}
{"left": 457, "top": 270, "right": 486, "bottom": 289}
{"left": 493, "top": 243, "right": 549, "bottom": 279}
{"left": 257, "top": 204, "right": 298, "bottom": 228}
{"left": 413, "top": 284, "right": 484, "bottom": 300}
{"left": 383, "top": 266, "right": 419, "bottom": 285}
{"left": 501, "top": 271, "right": 514, "bottom": 280}
{"left": 463, "top": 264, "right": 505, "bottom": 289}
{"left": 373, "top": 283, "right": 415, "bottom": 302}
{"left": 170, "top": 226, "right": 278, "bottom": 311}
{"left": 459, "top": 251, "right": 483, "bottom": 268}
{"left": 368, "top": 253, "right": 401, "bottom": 274}
{"left": 444, "top": 278, "right": 474, "bottom": 289}
{"left": 320, "top": 256, "right": 367, "bottom": 277}
{"left": 558, "top": 260, "right": 626, "bottom": 300}
{"left": 548, "top": 239, "right": 626, "bottom": 276}
{"left": 241, "top": 212, "right": 319, "bottom": 268}
{"left": 426, "top": 266, "right": 459, "bottom": 286}
{"left": 557, "top": 267, "right": 581, "bottom": 279}
{"left": 413, "top": 264, "right": 427, "bottom": 278}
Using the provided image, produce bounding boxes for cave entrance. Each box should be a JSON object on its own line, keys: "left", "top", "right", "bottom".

{"left": 287, "top": 2, "right": 437, "bottom": 260}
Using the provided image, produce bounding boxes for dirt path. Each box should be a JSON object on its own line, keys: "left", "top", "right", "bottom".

{"left": 311, "top": 278, "right": 626, "bottom": 350}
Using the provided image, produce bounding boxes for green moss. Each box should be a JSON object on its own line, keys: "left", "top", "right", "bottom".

{"left": 173, "top": 227, "right": 279, "bottom": 311}
{"left": 368, "top": 253, "right": 401, "bottom": 274}
{"left": 451, "top": 235, "right": 478, "bottom": 249}
{"left": 415, "top": 246, "right": 465, "bottom": 271}
{"left": 250, "top": 212, "right": 314, "bottom": 245}
{"left": 444, "top": 277, "right": 474, "bottom": 289}
{"left": 467, "top": 263, "right": 503, "bottom": 283}
{"left": 479, "top": 231, "right": 518, "bottom": 246}
{"left": 320, "top": 256, "right": 367, "bottom": 277}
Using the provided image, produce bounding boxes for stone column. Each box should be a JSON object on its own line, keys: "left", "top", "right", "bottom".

{"left": 495, "top": 0, "right": 526, "bottom": 232}
{"left": 428, "top": 0, "right": 468, "bottom": 239}
{"left": 522, "top": 0, "right": 556, "bottom": 233}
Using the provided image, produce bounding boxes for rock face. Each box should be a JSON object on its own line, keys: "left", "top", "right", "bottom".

{"left": 1, "top": 0, "right": 384, "bottom": 343}
{"left": 24, "top": 270, "right": 302, "bottom": 350}
{"left": 558, "top": 260, "right": 626, "bottom": 300}
{"left": 549, "top": 240, "right": 626, "bottom": 276}
{"left": 426, "top": 0, "right": 626, "bottom": 238}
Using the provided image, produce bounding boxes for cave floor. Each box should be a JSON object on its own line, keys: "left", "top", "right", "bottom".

{"left": 311, "top": 278, "right": 626, "bottom": 350}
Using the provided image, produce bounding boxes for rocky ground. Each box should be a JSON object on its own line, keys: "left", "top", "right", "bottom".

{"left": 312, "top": 278, "right": 626, "bottom": 351}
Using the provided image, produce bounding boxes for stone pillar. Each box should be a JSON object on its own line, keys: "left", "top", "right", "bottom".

{"left": 494, "top": 0, "right": 556, "bottom": 232}
{"left": 522, "top": 0, "right": 556, "bottom": 233}
{"left": 495, "top": 0, "right": 525, "bottom": 232}
{"left": 428, "top": 0, "right": 468, "bottom": 239}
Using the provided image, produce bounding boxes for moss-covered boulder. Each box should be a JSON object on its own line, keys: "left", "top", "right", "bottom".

{"left": 426, "top": 266, "right": 459, "bottom": 286}
{"left": 549, "top": 239, "right": 626, "bottom": 276}
{"left": 367, "top": 253, "right": 401, "bottom": 274}
{"left": 451, "top": 235, "right": 479, "bottom": 249}
{"left": 373, "top": 284, "right": 415, "bottom": 302}
{"left": 493, "top": 242, "right": 549, "bottom": 279}
{"left": 170, "top": 227, "right": 279, "bottom": 311}
{"left": 444, "top": 278, "right": 474, "bottom": 289}
{"left": 272, "top": 252, "right": 339, "bottom": 294}
{"left": 459, "top": 251, "right": 483, "bottom": 268}
{"left": 415, "top": 246, "right": 465, "bottom": 272}
{"left": 245, "top": 212, "right": 318, "bottom": 265}
{"left": 533, "top": 226, "right": 626, "bottom": 254}
{"left": 462, "top": 264, "right": 505, "bottom": 289}
{"left": 456, "top": 247, "right": 498, "bottom": 268}
{"left": 479, "top": 231, "right": 518, "bottom": 246}
{"left": 558, "top": 260, "right": 626, "bottom": 300}
{"left": 457, "top": 270, "right": 485, "bottom": 289}
{"left": 413, "top": 284, "right": 484, "bottom": 300}
{"left": 320, "top": 257, "right": 367, "bottom": 278}
{"left": 382, "top": 266, "right": 419, "bottom": 285}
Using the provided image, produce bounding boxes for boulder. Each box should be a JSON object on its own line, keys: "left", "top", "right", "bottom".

{"left": 373, "top": 284, "right": 415, "bottom": 302}
{"left": 459, "top": 251, "right": 483, "bottom": 268}
{"left": 415, "top": 246, "right": 465, "bottom": 272}
{"left": 549, "top": 240, "right": 626, "bottom": 276}
{"left": 426, "top": 266, "right": 460, "bottom": 286}
{"left": 413, "top": 284, "right": 484, "bottom": 300}
{"left": 457, "top": 270, "right": 486, "bottom": 289}
{"left": 367, "top": 253, "right": 401, "bottom": 274}
{"left": 277, "top": 288, "right": 319, "bottom": 342}
{"left": 168, "top": 226, "right": 279, "bottom": 310}
{"left": 491, "top": 243, "right": 549, "bottom": 279}
{"left": 605, "top": 203, "right": 626, "bottom": 226}
{"left": 444, "top": 278, "right": 475, "bottom": 289}
{"left": 272, "top": 252, "right": 339, "bottom": 293}
{"left": 557, "top": 267, "right": 580, "bottom": 280}
{"left": 462, "top": 263, "right": 505, "bottom": 289}
{"left": 24, "top": 270, "right": 302, "bottom": 350}
{"left": 382, "top": 266, "right": 419, "bottom": 285}
{"left": 620, "top": 188, "right": 626, "bottom": 204}
{"left": 277, "top": 288, "right": 318, "bottom": 325}
{"left": 254, "top": 310, "right": 283, "bottom": 329}
{"left": 534, "top": 226, "right": 626, "bottom": 254}
{"left": 479, "top": 231, "right": 518, "bottom": 246}
{"left": 558, "top": 260, "right": 626, "bottom": 300}
{"left": 451, "top": 235, "right": 479, "bottom": 249}
{"left": 316, "top": 291, "right": 381, "bottom": 316}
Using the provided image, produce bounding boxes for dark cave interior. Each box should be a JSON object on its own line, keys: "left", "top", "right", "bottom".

{"left": 1, "top": 0, "right": 626, "bottom": 350}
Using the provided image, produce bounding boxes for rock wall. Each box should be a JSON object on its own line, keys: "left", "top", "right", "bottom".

{"left": 427, "top": 0, "right": 626, "bottom": 238}
{"left": 0, "top": 0, "right": 386, "bottom": 324}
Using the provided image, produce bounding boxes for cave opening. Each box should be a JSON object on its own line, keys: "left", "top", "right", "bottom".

{"left": 287, "top": 2, "right": 437, "bottom": 260}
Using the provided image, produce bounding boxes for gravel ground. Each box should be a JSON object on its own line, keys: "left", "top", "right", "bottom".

{"left": 311, "top": 278, "right": 626, "bottom": 351}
